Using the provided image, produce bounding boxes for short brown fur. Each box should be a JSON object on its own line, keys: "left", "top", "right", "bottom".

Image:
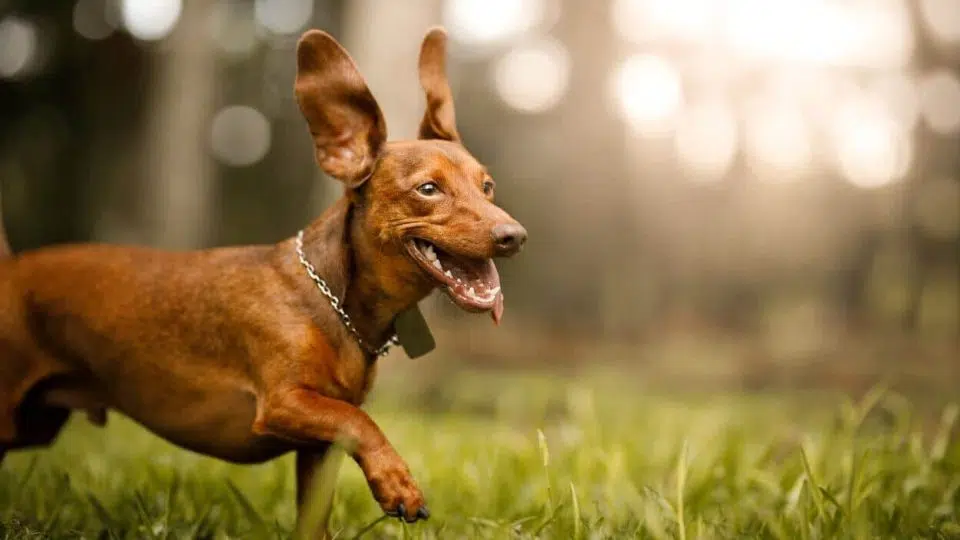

{"left": 0, "top": 27, "right": 525, "bottom": 534}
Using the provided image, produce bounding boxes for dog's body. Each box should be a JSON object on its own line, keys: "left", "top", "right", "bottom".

{"left": 0, "top": 28, "right": 525, "bottom": 533}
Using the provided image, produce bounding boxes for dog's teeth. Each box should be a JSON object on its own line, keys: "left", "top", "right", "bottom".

{"left": 445, "top": 270, "right": 453, "bottom": 279}
{"left": 424, "top": 244, "right": 437, "bottom": 261}
{"left": 468, "top": 287, "right": 475, "bottom": 295}
{"left": 432, "top": 259, "right": 442, "bottom": 270}
{"left": 489, "top": 286, "right": 501, "bottom": 295}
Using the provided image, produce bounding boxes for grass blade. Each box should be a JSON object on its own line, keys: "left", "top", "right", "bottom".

{"left": 799, "top": 480, "right": 811, "bottom": 540}
{"left": 570, "top": 481, "right": 581, "bottom": 540}
{"left": 132, "top": 489, "right": 156, "bottom": 536}
{"left": 161, "top": 476, "right": 179, "bottom": 540}
{"left": 226, "top": 480, "right": 269, "bottom": 537}
{"left": 799, "top": 444, "right": 827, "bottom": 522}
{"left": 350, "top": 515, "right": 387, "bottom": 540}
{"left": 537, "top": 428, "right": 553, "bottom": 512}
{"left": 676, "top": 440, "right": 688, "bottom": 540}
{"left": 295, "top": 447, "right": 345, "bottom": 540}
{"left": 13, "top": 456, "right": 39, "bottom": 498}
{"left": 86, "top": 494, "right": 121, "bottom": 540}
{"left": 530, "top": 500, "right": 567, "bottom": 537}
{"left": 932, "top": 404, "right": 959, "bottom": 461}
{"left": 184, "top": 504, "right": 214, "bottom": 539}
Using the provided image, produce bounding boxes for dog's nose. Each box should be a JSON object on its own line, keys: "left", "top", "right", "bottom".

{"left": 491, "top": 223, "right": 527, "bottom": 256}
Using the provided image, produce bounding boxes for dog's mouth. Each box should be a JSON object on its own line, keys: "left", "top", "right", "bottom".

{"left": 405, "top": 239, "right": 505, "bottom": 324}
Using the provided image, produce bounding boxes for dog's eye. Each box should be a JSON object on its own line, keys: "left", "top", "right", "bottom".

{"left": 416, "top": 182, "right": 441, "bottom": 197}
{"left": 482, "top": 180, "right": 495, "bottom": 196}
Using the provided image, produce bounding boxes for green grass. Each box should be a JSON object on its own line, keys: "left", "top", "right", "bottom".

{"left": 1, "top": 373, "right": 959, "bottom": 539}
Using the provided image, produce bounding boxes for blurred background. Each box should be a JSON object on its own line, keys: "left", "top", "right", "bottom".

{"left": 0, "top": 0, "right": 957, "bottom": 396}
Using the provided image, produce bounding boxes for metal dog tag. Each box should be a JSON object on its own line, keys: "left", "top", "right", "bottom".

{"left": 394, "top": 305, "right": 436, "bottom": 359}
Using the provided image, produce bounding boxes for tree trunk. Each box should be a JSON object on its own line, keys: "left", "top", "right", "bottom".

{"left": 141, "top": 0, "right": 218, "bottom": 249}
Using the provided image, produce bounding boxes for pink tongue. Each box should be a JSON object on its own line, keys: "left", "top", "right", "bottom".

{"left": 491, "top": 291, "right": 504, "bottom": 325}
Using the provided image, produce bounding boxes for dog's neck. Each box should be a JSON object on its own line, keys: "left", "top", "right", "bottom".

{"left": 293, "top": 195, "right": 431, "bottom": 355}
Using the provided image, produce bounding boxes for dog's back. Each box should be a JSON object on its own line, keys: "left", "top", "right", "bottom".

{"left": 0, "top": 242, "right": 298, "bottom": 462}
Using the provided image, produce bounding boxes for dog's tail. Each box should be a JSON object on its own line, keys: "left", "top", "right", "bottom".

{"left": 0, "top": 188, "right": 10, "bottom": 258}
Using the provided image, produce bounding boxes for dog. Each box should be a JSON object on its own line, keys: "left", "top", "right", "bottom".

{"left": 0, "top": 27, "right": 526, "bottom": 534}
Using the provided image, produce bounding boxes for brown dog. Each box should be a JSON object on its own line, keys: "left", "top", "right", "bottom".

{"left": 0, "top": 27, "right": 525, "bottom": 532}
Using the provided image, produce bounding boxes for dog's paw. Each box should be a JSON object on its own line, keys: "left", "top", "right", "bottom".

{"left": 364, "top": 459, "right": 429, "bottom": 522}
{"left": 384, "top": 501, "right": 430, "bottom": 523}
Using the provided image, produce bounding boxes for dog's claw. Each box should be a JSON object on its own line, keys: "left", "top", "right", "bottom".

{"left": 386, "top": 502, "right": 428, "bottom": 522}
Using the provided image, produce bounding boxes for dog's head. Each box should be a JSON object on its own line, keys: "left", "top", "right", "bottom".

{"left": 294, "top": 28, "right": 526, "bottom": 324}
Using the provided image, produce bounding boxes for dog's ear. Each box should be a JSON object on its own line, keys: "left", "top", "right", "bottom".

{"left": 295, "top": 30, "right": 387, "bottom": 188}
{"left": 417, "top": 27, "right": 461, "bottom": 143}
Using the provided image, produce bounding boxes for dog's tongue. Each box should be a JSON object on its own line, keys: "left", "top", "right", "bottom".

{"left": 491, "top": 291, "right": 504, "bottom": 325}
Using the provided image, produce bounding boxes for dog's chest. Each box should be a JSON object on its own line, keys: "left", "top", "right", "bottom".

{"left": 300, "top": 325, "right": 377, "bottom": 405}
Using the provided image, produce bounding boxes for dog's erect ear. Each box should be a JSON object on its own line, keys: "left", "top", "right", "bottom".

{"left": 417, "top": 27, "right": 461, "bottom": 143}
{"left": 295, "top": 30, "right": 387, "bottom": 188}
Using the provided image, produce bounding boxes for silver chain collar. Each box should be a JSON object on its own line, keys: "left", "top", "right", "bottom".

{"left": 295, "top": 230, "right": 399, "bottom": 358}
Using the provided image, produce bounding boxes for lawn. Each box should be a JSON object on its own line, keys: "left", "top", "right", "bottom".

{"left": 1, "top": 371, "right": 958, "bottom": 539}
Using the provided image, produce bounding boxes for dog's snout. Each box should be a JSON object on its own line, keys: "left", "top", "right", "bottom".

{"left": 491, "top": 223, "right": 527, "bottom": 256}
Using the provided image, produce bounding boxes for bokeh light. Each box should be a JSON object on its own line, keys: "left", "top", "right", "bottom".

{"left": 723, "top": 0, "right": 832, "bottom": 64}
{"left": 444, "top": 0, "right": 546, "bottom": 48}
{"left": 919, "top": 0, "right": 960, "bottom": 44}
{"left": 121, "top": 0, "right": 182, "bottom": 41}
{"left": 829, "top": 99, "right": 912, "bottom": 189}
{"left": 742, "top": 98, "right": 813, "bottom": 178}
{"left": 673, "top": 100, "right": 739, "bottom": 183}
{"left": 611, "top": 0, "right": 718, "bottom": 45}
{"left": 845, "top": 0, "right": 914, "bottom": 69}
{"left": 212, "top": 0, "right": 258, "bottom": 57}
{"left": 73, "top": 0, "right": 117, "bottom": 41}
{"left": 254, "top": 0, "right": 312, "bottom": 36}
{"left": 210, "top": 106, "right": 272, "bottom": 167}
{"left": 867, "top": 72, "right": 921, "bottom": 130}
{"left": 493, "top": 37, "right": 570, "bottom": 114}
{"left": 0, "top": 16, "right": 38, "bottom": 79}
{"left": 917, "top": 69, "right": 960, "bottom": 135}
{"left": 613, "top": 54, "right": 683, "bottom": 137}
{"left": 723, "top": 0, "right": 913, "bottom": 69}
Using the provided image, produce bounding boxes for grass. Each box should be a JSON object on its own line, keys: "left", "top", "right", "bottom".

{"left": 1, "top": 371, "right": 959, "bottom": 539}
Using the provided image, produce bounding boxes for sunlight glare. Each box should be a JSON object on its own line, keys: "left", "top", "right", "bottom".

{"left": 493, "top": 38, "right": 570, "bottom": 114}
{"left": 444, "top": 0, "right": 545, "bottom": 47}
{"left": 613, "top": 54, "right": 683, "bottom": 137}
{"left": 674, "top": 100, "right": 739, "bottom": 183}
{"left": 611, "top": 0, "right": 718, "bottom": 44}
{"left": 121, "top": 0, "right": 182, "bottom": 41}
{"left": 829, "top": 99, "right": 913, "bottom": 189}
{"left": 723, "top": 0, "right": 912, "bottom": 69}
{"left": 743, "top": 98, "right": 813, "bottom": 178}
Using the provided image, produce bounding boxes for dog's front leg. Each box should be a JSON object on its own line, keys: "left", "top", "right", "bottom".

{"left": 254, "top": 388, "right": 429, "bottom": 523}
